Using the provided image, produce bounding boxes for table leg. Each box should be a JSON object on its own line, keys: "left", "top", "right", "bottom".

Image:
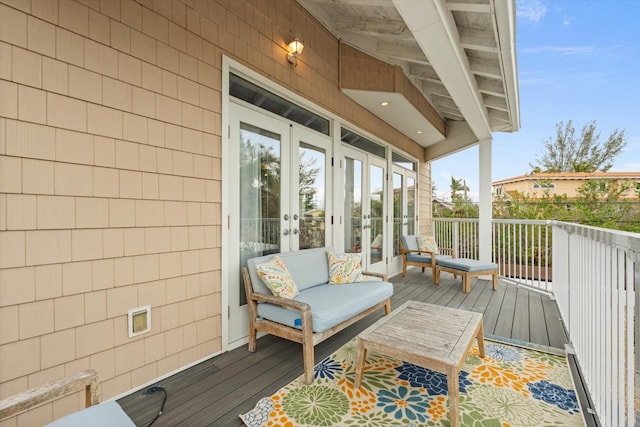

{"left": 448, "top": 367, "right": 460, "bottom": 427}
{"left": 353, "top": 339, "right": 367, "bottom": 388}
{"left": 477, "top": 321, "right": 485, "bottom": 358}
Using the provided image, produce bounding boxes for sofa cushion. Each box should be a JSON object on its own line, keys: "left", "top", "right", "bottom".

{"left": 247, "top": 247, "right": 331, "bottom": 295}
{"left": 326, "top": 251, "right": 364, "bottom": 284}
{"left": 437, "top": 257, "right": 498, "bottom": 272}
{"left": 255, "top": 255, "right": 299, "bottom": 299}
{"left": 45, "top": 400, "right": 135, "bottom": 427}
{"left": 257, "top": 281, "right": 393, "bottom": 332}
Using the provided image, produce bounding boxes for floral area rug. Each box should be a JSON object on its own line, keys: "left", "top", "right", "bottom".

{"left": 240, "top": 338, "right": 585, "bottom": 426}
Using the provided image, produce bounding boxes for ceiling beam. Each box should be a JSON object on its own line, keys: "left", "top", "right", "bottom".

{"left": 458, "top": 27, "right": 498, "bottom": 52}
{"left": 420, "top": 80, "right": 450, "bottom": 97}
{"left": 468, "top": 56, "right": 502, "bottom": 79}
{"left": 310, "top": 0, "right": 392, "bottom": 5}
{"left": 377, "top": 41, "right": 430, "bottom": 65}
{"left": 477, "top": 77, "right": 505, "bottom": 97}
{"left": 447, "top": 0, "right": 491, "bottom": 14}
{"left": 482, "top": 94, "right": 508, "bottom": 111}
{"left": 394, "top": 0, "right": 492, "bottom": 141}
{"left": 332, "top": 17, "right": 411, "bottom": 38}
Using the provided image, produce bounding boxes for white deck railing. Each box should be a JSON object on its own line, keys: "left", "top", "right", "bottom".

{"left": 552, "top": 221, "right": 638, "bottom": 427}
{"left": 433, "top": 218, "right": 553, "bottom": 292}
{"left": 433, "top": 217, "right": 639, "bottom": 426}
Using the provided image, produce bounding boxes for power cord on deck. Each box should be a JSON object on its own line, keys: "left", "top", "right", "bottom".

{"left": 143, "top": 385, "right": 167, "bottom": 427}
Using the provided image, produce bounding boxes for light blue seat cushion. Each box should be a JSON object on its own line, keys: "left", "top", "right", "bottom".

{"left": 247, "top": 247, "right": 331, "bottom": 295}
{"left": 46, "top": 400, "right": 135, "bottom": 427}
{"left": 406, "top": 253, "right": 452, "bottom": 263}
{"left": 437, "top": 257, "right": 498, "bottom": 272}
{"left": 257, "top": 280, "right": 393, "bottom": 332}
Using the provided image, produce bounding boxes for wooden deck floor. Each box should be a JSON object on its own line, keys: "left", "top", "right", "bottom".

{"left": 118, "top": 268, "right": 570, "bottom": 427}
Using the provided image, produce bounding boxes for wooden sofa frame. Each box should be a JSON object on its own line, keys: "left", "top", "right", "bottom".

{"left": 242, "top": 268, "right": 392, "bottom": 384}
{"left": 399, "top": 239, "right": 456, "bottom": 277}
{"left": 0, "top": 370, "right": 99, "bottom": 422}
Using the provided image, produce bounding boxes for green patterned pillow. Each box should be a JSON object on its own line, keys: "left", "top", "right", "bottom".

{"left": 327, "top": 251, "right": 365, "bottom": 284}
{"left": 416, "top": 235, "right": 440, "bottom": 254}
{"left": 255, "top": 256, "right": 299, "bottom": 299}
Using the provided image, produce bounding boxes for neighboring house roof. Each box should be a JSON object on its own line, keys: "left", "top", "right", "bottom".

{"left": 492, "top": 172, "right": 640, "bottom": 186}
{"left": 432, "top": 197, "right": 454, "bottom": 211}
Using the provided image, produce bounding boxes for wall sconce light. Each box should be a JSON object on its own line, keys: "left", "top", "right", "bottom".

{"left": 286, "top": 38, "right": 304, "bottom": 67}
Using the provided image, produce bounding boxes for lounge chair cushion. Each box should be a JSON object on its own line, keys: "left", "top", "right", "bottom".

{"left": 406, "top": 253, "right": 452, "bottom": 264}
{"left": 401, "top": 235, "right": 419, "bottom": 251}
{"left": 437, "top": 257, "right": 498, "bottom": 272}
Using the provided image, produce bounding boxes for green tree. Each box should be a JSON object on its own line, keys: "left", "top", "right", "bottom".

{"left": 531, "top": 120, "right": 627, "bottom": 173}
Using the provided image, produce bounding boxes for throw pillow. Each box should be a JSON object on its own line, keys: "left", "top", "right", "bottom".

{"left": 255, "top": 256, "right": 299, "bottom": 299}
{"left": 327, "top": 251, "right": 365, "bottom": 284}
{"left": 416, "top": 235, "right": 440, "bottom": 255}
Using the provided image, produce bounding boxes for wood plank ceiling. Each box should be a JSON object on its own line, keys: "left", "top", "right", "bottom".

{"left": 297, "top": 0, "right": 517, "bottom": 148}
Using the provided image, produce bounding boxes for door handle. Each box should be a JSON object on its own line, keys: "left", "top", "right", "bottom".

{"left": 283, "top": 229, "right": 290, "bottom": 236}
{"left": 293, "top": 228, "right": 299, "bottom": 235}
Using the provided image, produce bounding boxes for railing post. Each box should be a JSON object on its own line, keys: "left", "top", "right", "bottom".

{"left": 635, "top": 259, "right": 640, "bottom": 424}
{"left": 452, "top": 220, "right": 459, "bottom": 258}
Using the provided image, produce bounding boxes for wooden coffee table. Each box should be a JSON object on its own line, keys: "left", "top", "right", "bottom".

{"left": 353, "top": 300, "right": 485, "bottom": 427}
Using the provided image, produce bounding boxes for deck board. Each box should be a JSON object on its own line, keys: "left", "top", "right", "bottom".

{"left": 118, "top": 268, "right": 569, "bottom": 427}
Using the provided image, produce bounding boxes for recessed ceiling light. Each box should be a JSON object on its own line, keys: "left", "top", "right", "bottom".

{"left": 416, "top": 130, "right": 423, "bottom": 134}
{"left": 380, "top": 101, "right": 389, "bottom": 106}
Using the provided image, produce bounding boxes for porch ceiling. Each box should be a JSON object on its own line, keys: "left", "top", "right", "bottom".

{"left": 297, "top": 0, "right": 520, "bottom": 156}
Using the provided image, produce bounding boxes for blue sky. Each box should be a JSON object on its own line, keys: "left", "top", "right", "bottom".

{"left": 432, "top": 0, "right": 640, "bottom": 201}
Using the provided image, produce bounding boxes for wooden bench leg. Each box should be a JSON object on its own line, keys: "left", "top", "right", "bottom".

{"left": 302, "top": 313, "right": 315, "bottom": 385}
{"left": 492, "top": 271, "right": 497, "bottom": 290}
{"left": 248, "top": 326, "right": 257, "bottom": 352}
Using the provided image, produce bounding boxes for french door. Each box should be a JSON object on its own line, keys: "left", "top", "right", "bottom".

{"left": 342, "top": 147, "right": 387, "bottom": 274}
{"left": 227, "top": 103, "right": 331, "bottom": 346}
{"left": 390, "top": 166, "right": 416, "bottom": 273}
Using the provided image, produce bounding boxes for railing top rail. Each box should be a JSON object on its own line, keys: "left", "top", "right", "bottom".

{"left": 551, "top": 220, "right": 640, "bottom": 255}
{"left": 433, "top": 218, "right": 550, "bottom": 226}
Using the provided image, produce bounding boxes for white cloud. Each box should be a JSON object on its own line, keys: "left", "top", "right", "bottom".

{"left": 562, "top": 15, "right": 574, "bottom": 26}
{"left": 517, "top": 0, "right": 548, "bottom": 22}
{"left": 521, "top": 45, "right": 595, "bottom": 56}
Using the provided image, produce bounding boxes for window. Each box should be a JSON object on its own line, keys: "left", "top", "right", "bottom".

{"left": 392, "top": 152, "right": 416, "bottom": 171}
{"left": 533, "top": 182, "right": 555, "bottom": 189}
{"left": 340, "top": 128, "right": 386, "bottom": 159}
{"left": 230, "top": 73, "right": 330, "bottom": 135}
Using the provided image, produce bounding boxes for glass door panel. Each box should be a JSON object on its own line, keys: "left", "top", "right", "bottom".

{"left": 407, "top": 176, "right": 416, "bottom": 235}
{"left": 392, "top": 172, "right": 403, "bottom": 257}
{"left": 298, "top": 142, "right": 328, "bottom": 249}
{"left": 369, "top": 163, "right": 384, "bottom": 266}
{"left": 344, "top": 156, "right": 363, "bottom": 254}
{"left": 239, "top": 122, "right": 282, "bottom": 305}
{"left": 229, "top": 104, "right": 291, "bottom": 346}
